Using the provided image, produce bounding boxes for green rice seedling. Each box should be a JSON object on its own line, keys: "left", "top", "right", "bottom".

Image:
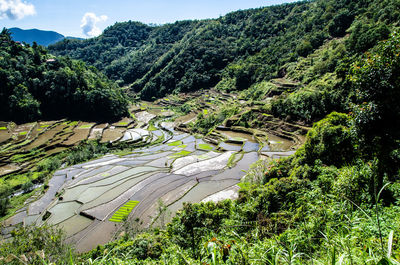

{"left": 109, "top": 201, "right": 139, "bottom": 223}
{"left": 148, "top": 124, "right": 157, "bottom": 131}
{"left": 68, "top": 121, "right": 79, "bottom": 127}
{"left": 168, "top": 140, "right": 183, "bottom": 146}
{"left": 198, "top": 143, "right": 213, "bottom": 151}
{"left": 0, "top": 127, "right": 7, "bottom": 130}
{"left": 227, "top": 153, "right": 237, "bottom": 168}
{"left": 169, "top": 150, "right": 192, "bottom": 159}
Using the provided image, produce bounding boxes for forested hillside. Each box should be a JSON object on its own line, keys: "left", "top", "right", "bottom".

{"left": 50, "top": 0, "right": 399, "bottom": 101}
{"left": 0, "top": 29, "right": 128, "bottom": 122}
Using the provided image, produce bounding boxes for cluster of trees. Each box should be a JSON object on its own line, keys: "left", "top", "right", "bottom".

{"left": 0, "top": 29, "right": 128, "bottom": 122}
{"left": 49, "top": 0, "right": 400, "bottom": 101}
{"left": 267, "top": 0, "right": 400, "bottom": 124}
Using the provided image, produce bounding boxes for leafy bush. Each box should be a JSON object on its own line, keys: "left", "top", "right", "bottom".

{"left": 349, "top": 32, "right": 400, "bottom": 185}
{"left": 333, "top": 160, "right": 375, "bottom": 205}
{"left": 65, "top": 141, "right": 110, "bottom": 165}
{"left": 167, "top": 201, "right": 232, "bottom": 258}
{"left": 0, "top": 225, "right": 73, "bottom": 264}
{"left": 346, "top": 21, "right": 390, "bottom": 53}
{"left": 37, "top": 157, "right": 61, "bottom": 172}
{"left": 192, "top": 106, "right": 239, "bottom": 134}
{"left": 0, "top": 186, "right": 10, "bottom": 217}
{"left": 298, "top": 112, "right": 356, "bottom": 166}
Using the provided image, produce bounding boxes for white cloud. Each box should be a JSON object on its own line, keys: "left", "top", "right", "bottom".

{"left": 0, "top": 0, "right": 36, "bottom": 20}
{"left": 81, "top": 12, "right": 108, "bottom": 37}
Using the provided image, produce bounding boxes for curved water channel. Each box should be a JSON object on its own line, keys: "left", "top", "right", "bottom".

{"left": 2, "top": 109, "right": 296, "bottom": 253}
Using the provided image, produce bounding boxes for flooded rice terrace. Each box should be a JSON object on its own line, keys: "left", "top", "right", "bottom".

{"left": 1, "top": 105, "right": 297, "bottom": 253}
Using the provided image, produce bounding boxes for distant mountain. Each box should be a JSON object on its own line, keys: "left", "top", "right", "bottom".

{"left": 8, "top": 28, "right": 82, "bottom": 46}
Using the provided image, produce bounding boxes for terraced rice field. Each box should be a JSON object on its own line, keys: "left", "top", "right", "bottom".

{"left": 109, "top": 201, "right": 139, "bottom": 222}
{"left": 0, "top": 115, "right": 141, "bottom": 177}
{"left": 2, "top": 105, "right": 299, "bottom": 253}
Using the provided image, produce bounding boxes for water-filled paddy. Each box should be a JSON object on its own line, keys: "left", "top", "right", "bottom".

{"left": 3, "top": 110, "right": 298, "bottom": 253}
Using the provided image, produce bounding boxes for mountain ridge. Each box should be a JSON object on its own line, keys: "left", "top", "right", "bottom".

{"left": 49, "top": 0, "right": 393, "bottom": 101}
{"left": 8, "top": 27, "right": 82, "bottom": 47}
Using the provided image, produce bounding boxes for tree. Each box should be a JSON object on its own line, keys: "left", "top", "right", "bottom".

{"left": 300, "top": 112, "right": 356, "bottom": 167}
{"left": 328, "top": 9, "right": 354, "bottom": 37}
{"left": 349, "top": 32, "right": 400, "bottom": 198}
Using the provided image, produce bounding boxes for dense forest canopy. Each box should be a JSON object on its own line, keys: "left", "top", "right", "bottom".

{"left": 0, "top": 29, "right": 128, "bottom": 122}
{"left": 49, "top": 0, "right": 400, "bottom": 101}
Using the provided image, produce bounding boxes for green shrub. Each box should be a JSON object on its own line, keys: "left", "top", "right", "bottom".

{"left": 167, "top": 201, "right": 232, "bottom": 258}
{"left": 0, "top": 225, "right": 73, "bottom": 264}
{"left": 0, "top": 186, "right": 10, "bottom": 217}
{"left": 37, "top": 157, "right": 61, "bottom": 172}
{"left": 333, "top": 160, "right": 375, "bottom": 205}
{"left": 299, "top": 112, "right": 356, "bottom": 167}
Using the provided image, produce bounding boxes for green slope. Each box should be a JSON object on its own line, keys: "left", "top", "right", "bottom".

{"left": 0, "top": 29, "right": 128, "bottom": 122}
{"left": 49, "top": 0, "right": 399, "bottom": 102}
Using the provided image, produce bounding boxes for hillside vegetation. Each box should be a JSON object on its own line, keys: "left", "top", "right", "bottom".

{"left": 0, "top": 29, "right": 128, "bottom": 122}
{"left": 50, "top": 0, "right": 398, "bottom": 103}
{"left": 2, "top": 0, "right": 400, "bottom": 264}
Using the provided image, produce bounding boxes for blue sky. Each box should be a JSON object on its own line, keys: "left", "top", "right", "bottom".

{"left": 1, "top": 0, "right": 298, "bottom": 38}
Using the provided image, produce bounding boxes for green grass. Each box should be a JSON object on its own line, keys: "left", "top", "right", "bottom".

{"left": 198, "top": 143, "right": 213, "bottom": 151}
{"left": 11, "top": 149, "right": 43, "bottom": 163}
{"left": 178, "top": 144, "right": 187, "bottom": 149}
{"left": 118, "top": 122, "right": 129, "bottom": 126}
{"left": 148, "top": 124, "right": 157, "bottom": 131}
{"left": 40, "top": 124, "right": 50, "bottom": 128}
{"left": 232, "top": 137, "right": 247, "bottom": 142}
{"left": 19, "top": 131, "right": 28, "bottom": 136}
{"left": 0, "top": 189, "right": 38, "bottom": 222}
{"left": 68, "top": 121, "right": 79, "bottom": 127}
{"left": 79, "top": 124, "right": 93, "bottom": 129}
{"left": 168, "top": 140, "right": 183, "bottom": 146}
{"left": 7, "top": 174, "right": 31, "bottom": 189}
{"left": 0, "top": 127, "right": 7, "bottom": 130}
{"left": 198, "top": 154, "right": 211, "bottom": 160}
{"left": 109, "top": 201, "right": 139, "bottom": 222}
{"left": 227, "top": 153, "right": 236, "bottom": 168}
{"left": 227, "top": 152, "right": 243, "bottom": 168}
{"left": 114, "top": 150, "right": 133, "bottom": 157}
{"left": 203, "top": 109, "right": 208, "bottom": 115}
{"left": 169, "top": 150, "right": 192, "bottom": 158}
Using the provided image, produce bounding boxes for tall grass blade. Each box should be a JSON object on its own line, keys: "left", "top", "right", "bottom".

{"left": 387, "top": 230, "right": 394, "bottom": 258}
{"left": 331, "top": 246, "right": 336, "bottom": 265}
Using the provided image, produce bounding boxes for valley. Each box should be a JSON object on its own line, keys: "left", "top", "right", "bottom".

{"left": 1, "top": 91, "right": 304, "bottom": 252}
{"left": 2, "top": 0, "right": 400, "bottom": 263}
